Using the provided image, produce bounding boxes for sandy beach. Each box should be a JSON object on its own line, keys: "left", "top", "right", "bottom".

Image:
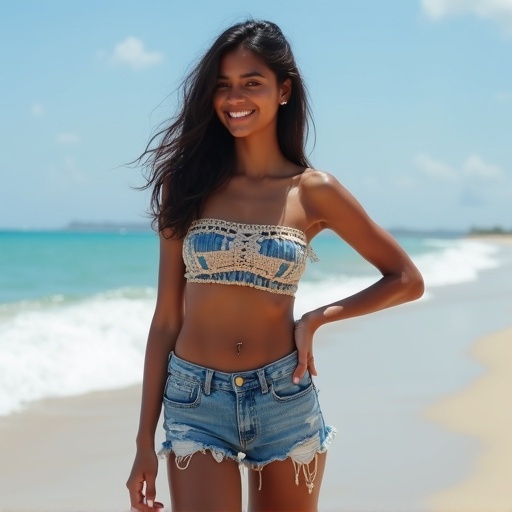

{"left": 1, "top": 240, "right": 511, "bottom": 512}
{"left": 0, "top": 384, "right": 163, "bottom": 512}
{"left": 425, "top": 326, "right": 512, "bottom": 512}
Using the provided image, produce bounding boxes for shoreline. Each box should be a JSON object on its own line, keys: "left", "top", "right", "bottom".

{"left": 424, "top": 325, "right": 512, "bottom": 512}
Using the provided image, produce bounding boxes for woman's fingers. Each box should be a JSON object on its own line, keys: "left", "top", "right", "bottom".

{"left": 127, "top": 449, "right": 161, "bottom": 511}
{"left": 292, "top": 357, "right": 308, "bottom": 384}
{"left": 293, "top": 344, "right": 314, "bottom": 381}
{"left": 129, "top": 497, "right": 164, "bottom": 512}
{"left": 308, "top": 354, "right": 318, "bottom": 376}
{"left": 127, "top": 474, "right": 161, "bottom": 511}
{"left": 127, "top": 475, "right": 145, "bottom": 511}
{"left": 144, "top": 478, "right": 157, "bottom": 508}
{"left": 293, "top": 318, "right": 316, "bottom": 382}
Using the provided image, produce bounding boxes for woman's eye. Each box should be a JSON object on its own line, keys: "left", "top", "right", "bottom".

{"left": 215, "top": 82, "right": 230, "bottom": 89}
{"left": 246, "top": 81, "right": 260, "bottom": 87}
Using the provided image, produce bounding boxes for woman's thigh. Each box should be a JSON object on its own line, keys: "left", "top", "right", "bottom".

{"left": 247, "top": 452, "right": 327, "bottom": 512}
{"left": 167, "top": 453, "right": 242, "bottom": 512}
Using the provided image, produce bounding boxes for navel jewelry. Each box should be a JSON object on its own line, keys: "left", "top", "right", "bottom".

{"left": 280, "top": 101, "right": 288, "bottom": 105}
{"left": 236, "top": 341, "right": 243, "bottom": 355}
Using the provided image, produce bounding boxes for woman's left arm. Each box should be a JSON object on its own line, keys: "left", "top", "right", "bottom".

{"left": 292, "top": 170, "right": 424, "bottom": 383}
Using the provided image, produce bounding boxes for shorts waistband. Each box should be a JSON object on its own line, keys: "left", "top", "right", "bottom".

{"left": 168, "top": 351, "right": 299, "bottom": 395}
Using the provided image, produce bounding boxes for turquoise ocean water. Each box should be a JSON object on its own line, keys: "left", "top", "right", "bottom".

{"left": 0, "top": 229, "right": 502, "bottom": 416}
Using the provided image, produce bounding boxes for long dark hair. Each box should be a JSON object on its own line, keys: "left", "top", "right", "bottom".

{"left": 137, "top": 19, "right": 313, "bottom": 238}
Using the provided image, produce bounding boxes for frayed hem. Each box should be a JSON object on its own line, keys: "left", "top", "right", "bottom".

{"left": 158, "top": 426, "right": 337, "bottom": 492}
{"left": 245, "top": 426, "right": 337, "bottom": 494}
{"left": 158, "top": 441, "right": 245, "bottom": 469}
{"left": 320, "top": 425, "right": 337, "bottom": 451}
{"left": 243, "top": 425, "right": 337, "bottom": 471}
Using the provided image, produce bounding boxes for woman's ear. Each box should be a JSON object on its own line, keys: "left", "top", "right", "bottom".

{"left": 280, "top": 78, "right": 292, "bottom": 104}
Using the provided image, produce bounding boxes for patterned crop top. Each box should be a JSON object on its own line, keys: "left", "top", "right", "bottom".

{"left": 182, "top": 218, "right": 317, "bottom": 296}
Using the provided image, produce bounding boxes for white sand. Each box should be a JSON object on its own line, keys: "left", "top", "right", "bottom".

{"left": 0, "top": 385, "right": 169, "bottom": 512}
{"left": 425, "top": 326, "right": 512, "bottom": 512}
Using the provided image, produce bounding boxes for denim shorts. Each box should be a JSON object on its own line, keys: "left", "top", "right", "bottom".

{"left": 158, "top": 351, "right": 336, "bottom": 492}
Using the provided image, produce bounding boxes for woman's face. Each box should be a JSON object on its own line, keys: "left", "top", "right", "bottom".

{"left": 213, "top": 47, "right": 291, "bottom": 139}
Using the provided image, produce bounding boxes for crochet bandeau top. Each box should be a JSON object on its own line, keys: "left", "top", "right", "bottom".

{"left": 182, "top": 218, "right": 317, "bottom": 296}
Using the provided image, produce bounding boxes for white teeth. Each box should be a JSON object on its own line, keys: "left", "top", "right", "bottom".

{"left": 228, "top": 110, "right": 253, "bottom": 118}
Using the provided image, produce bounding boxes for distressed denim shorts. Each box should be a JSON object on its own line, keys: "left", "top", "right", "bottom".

{"left": 158, "top": 351, "right": 336, "bottom": 492}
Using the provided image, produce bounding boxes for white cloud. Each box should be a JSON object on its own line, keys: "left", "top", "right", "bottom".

{"left": 414, "top": 152, "right": 505, "bottom": 183}
{"left": 109, "top": 37, "right": 163, "bottom": 70}
{"left": 413, "top": 153, "right": 458, "bottom": 180}
{"left": 31, "top": 102, "right": 44, "bottom": 117}
{"left": 463, "top": 154, "right": 504, "bottom": 178}
{"left": 422, "top": 0, "right": 512, "bottom": 33}
{"left": 56, "top": 132, "right": 81, "bottom": 145}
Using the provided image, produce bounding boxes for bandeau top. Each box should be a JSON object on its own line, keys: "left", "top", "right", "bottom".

{"left": 182, "top": 218, "right": 318, "bottom": 296}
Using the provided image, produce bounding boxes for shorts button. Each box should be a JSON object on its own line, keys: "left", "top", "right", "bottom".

{"left": 234, "top": 376, "right": 244, "bottom": 387}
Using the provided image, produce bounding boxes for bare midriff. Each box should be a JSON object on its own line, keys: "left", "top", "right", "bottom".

{"left": 174, "top": 282, "right": 296, "bottom": 372}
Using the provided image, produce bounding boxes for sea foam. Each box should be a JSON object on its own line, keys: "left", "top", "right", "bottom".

{"left": 414, "top": 238, "right": 500, "bottom": 287}
{"left": 295, "top": 238, "right": 501, "bottom": 315}
{"left": 0, "top": 288, "right": 154, "bottom": 416}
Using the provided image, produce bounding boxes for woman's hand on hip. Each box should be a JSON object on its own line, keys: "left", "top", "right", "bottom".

{"left": 292, "top": 316, "right": 318, "bottom": 384}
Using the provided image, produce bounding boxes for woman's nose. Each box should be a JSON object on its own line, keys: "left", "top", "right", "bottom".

{"left": 226, "top": 86, "right": 245, "bottom": 103}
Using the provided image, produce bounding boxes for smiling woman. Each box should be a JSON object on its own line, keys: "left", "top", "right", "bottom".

{"left": 126, "top": 19, "right": 423, "bottom": 512}
{"left": 213, "top": 48, "right": 291, "bottom": 139}
{"left": 135, "top": 20, "right": 312, "bottom": 240}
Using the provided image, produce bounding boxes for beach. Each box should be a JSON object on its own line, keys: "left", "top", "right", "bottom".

{"left": 0, "top": 385, "right": 156, "bottom": 512}
{"left": 425, "top": 326, "right": 512, "bottom": 512}
{"left": 1, "top": 237, "right": 511, "bottom": 511}
{"left": 423, "top": 237, "right": 512, "bottom": 512}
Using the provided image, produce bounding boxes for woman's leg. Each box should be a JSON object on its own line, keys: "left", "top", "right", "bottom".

{"left": 247, "top": 452, "right": 327, "bottom": 512}
{"left": 167, "top": 452, "right": 242, "bottom": 512}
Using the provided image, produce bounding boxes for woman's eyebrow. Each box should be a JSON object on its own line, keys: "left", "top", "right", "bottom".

{"left": 217, "top": 71, "right": 266, "bottom": 79}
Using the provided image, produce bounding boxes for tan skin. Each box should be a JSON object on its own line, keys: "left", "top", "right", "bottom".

{"left": 127, "top": 47, "right": 424, "bottom": 512}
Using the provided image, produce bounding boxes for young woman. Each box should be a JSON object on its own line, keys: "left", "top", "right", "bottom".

{"left": 126, "top": 19, "right": 424, "bottom": 512}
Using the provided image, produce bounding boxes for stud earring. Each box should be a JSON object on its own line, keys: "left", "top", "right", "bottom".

{"left": 280, "top": 101, "right": 287, "bottom": 105}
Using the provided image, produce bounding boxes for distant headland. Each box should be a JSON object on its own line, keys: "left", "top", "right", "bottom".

{"left": 467, "top": 226, "right": 512, "bottom": 236}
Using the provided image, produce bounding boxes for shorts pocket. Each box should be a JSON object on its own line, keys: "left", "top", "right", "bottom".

{"left": 163, "top": 372, "right": 201, "bottom": 408}
{"left": 270, "top": 372, "right": 314, "bottom": 402}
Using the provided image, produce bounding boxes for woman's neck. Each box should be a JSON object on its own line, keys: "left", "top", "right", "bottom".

{"left": 233, "top": 131, "right": 288, "bottom": 179}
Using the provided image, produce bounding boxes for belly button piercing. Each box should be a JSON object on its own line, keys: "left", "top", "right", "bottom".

{"left": 236, "top": 341, "right": 243, "bottom": 355}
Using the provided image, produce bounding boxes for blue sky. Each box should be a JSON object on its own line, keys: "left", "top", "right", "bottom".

{"left": 1, "top": 0, "right": 510, "bottom": 231}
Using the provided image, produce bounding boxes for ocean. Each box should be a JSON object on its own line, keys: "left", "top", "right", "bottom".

{"left": 0, "top": 229, "right": 502, "bottom": 417}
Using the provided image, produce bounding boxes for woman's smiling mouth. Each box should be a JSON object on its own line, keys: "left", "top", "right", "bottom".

{"left": 226, "top": 110, "right": 255, "bottom": 119}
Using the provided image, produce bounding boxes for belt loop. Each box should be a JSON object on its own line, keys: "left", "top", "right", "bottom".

{"left": 204, "top": 369, "right": 213, "bottom": 396}
{"left": 257, "top": 369, "right": 268, "bottom": 394}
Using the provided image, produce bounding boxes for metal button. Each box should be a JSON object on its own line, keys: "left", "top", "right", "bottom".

{"left": 234, "top": 376, "right": 244, "bottom": 387}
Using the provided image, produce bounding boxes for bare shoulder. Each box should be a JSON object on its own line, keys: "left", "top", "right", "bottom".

{"left": 298, "top": 168, "right": 362, "bottom": 224}
{"left": 299, "top": 168, "right": 353, "bottom": 201}
{"left": 299, "top": 168, "right": 338, "bottom": 188}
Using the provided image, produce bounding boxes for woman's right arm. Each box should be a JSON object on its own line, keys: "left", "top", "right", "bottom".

{"left": 126, "top": 231, "right": 186, "bottom": 511}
